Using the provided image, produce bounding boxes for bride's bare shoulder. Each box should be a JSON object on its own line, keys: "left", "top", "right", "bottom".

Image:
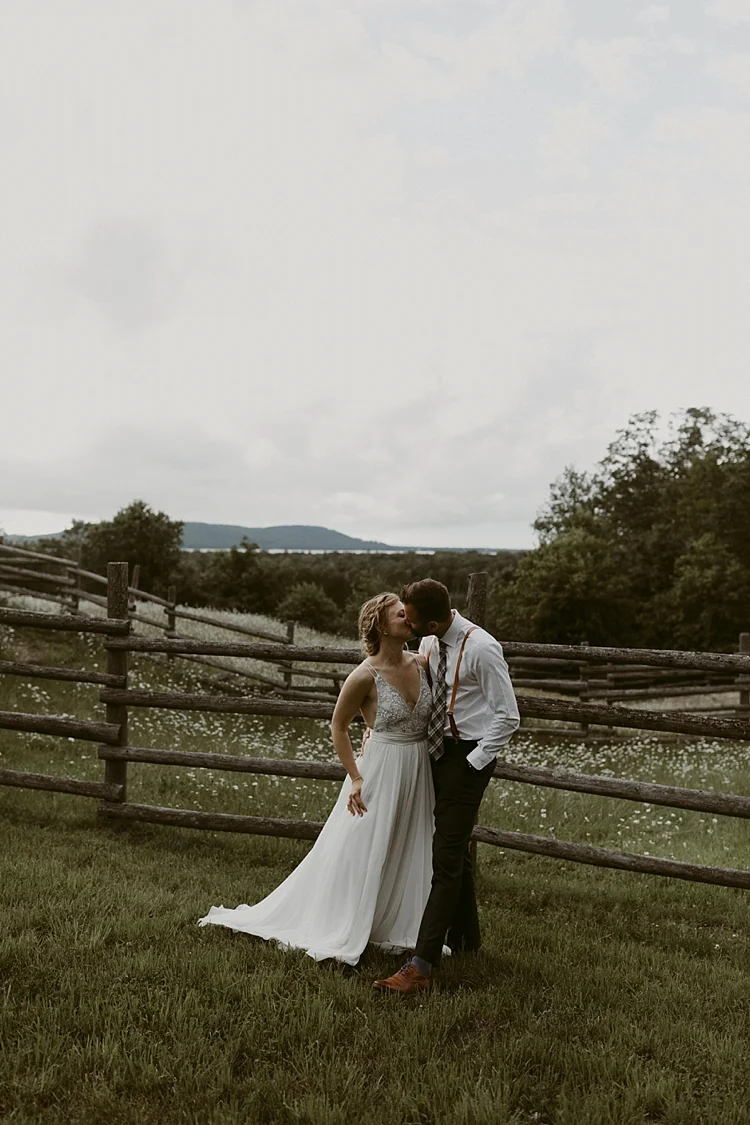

{"left": 343, "top": 661, "right": 376, "bottom": 689}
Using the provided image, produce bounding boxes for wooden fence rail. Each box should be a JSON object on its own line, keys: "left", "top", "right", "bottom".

{"left": 0, "top": 581, "right": 77, "bottom": 612}
{"left": 94, "top": 682, "right": 750, "bottom": 742}
{"left": 0, "top": 658, "right": 126, "bottom": 688}
{"left": 0, "top": 768, "right": 123, "bottom": 800}
{"left": 470, "top": 827, "right": 750, "bottom": 891}
{"left": 0, "top": 564, "right": 76, "bottom": 586}
{"left": 0, "top": 607, "right": 131, "bottom": 634}
{"left": 101, "top": 633, "right": 750, "bottom": 677}
{"left": 173, "top": 652, "right": 287, "bottom": 690}
{"left": 503, "top": 641, "right": 750, "bottom": 676}
{"left": 166, "top": 605, "right": 289, "bottom": 645}
{"left": 0, "top": 542, "right": 76, "bottom": 567}
{"left": 92, "top": 799, "right": 750, "bottom": 891}
{"left": 584, "top": 682, "right": 743, "bottom": 701}
{"left": 516, "top": 695, "right": 750, "bottom": 741}
{"left": 99, "top": 687, "right": 334, "bottom": 719}
{"left": 0, "top": 709, "right": 121, "bottom": 743}
{"left": 99, "top": 745, "right": 347, "bottom": 781}
{"left": 97, "top": 744, "right": 750, "bottom": 819}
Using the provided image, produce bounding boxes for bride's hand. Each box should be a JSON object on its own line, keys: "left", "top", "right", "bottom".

{"left": 347, "top": 776, "right": 367, "bottom": 816}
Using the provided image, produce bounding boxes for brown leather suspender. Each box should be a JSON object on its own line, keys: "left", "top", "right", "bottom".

{"left": 429, "top": 626, "right": 479, "bottom": 739}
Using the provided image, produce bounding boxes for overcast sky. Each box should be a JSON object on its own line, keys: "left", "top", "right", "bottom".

{"left": 2, "top": 0, "right": 749, "bottom": 548}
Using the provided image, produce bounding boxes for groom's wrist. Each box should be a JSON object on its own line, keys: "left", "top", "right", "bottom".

{"left": 466, "top": 745, "right": 487, "bottom": 769}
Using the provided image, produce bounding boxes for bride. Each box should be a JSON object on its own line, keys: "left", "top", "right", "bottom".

{"left": 197, "top": 592, "right": 436, "bottom": 965}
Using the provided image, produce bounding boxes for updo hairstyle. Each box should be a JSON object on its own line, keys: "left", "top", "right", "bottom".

{"left": 358, "top": 592, "right": 399, "bottom": 657}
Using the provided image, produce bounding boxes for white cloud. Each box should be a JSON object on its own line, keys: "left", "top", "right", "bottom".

{"left": 411, "top": 0, "right": 569, "bottom": 87}
{"left": 413, "top": 143, "right": 451, "bottom": 168}
{"left": 647, "top": 106, "right": 750, "bottom": 176}
{"left": 636, "top": 6, "right": 671, "bottom": 25}
{"left": 669, "top": 36, "right": 698, "bottom": 55}
{"left": 572, "top": 36, "right": 645, "bottom": 98}
{"left": 705, "top": 0, "right": 750, "bottom": 25}
{"left": 585, "top": 106, "right": 750, "bottom": 429}
{"left": 65, "top": 217, "right": 190, "bottom": 333}
{"left": 706, "top": 51, "right": 750, "bottom": 97}
{"left": 537, "top": 103, "right": 611, "bottom": 181}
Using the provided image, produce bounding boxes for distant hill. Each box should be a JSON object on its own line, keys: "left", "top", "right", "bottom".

{"left": 5, "top": 522, "right": 402, "bottom": 551}
{"left": 6, "top": 521, "right": 518, "bottom": 553}
{"left": 181, "top": 523, "right": 400, "bottom": 551}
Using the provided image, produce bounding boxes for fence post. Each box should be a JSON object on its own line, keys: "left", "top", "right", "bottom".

{"left": 102, "top": 562, "right": 129, "bottom": 803}
{"left": 67, "top": 547, "right": 82, "bottom": 614}
{"left": 740, "top": 632, "right": 750, "bottom": 716}
{"left": 281, "top": 620, "right": 296, "bottom": 693}
{"left": 128, "top": 564, "right": 140, "bottom": 615}
{"left": 466, "top": 571, "right": 488, "bottom": 628}
{"left": 578, "top": 640, "right": 590, "bottom": 738}
{"left": 166, "top": 584, "right": 177, "bottom": 662}
{"left": 466, "top": 573, "right": 488, "bottom": 872}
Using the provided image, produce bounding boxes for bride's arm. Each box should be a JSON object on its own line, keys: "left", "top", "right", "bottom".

{"left": 331, "top": 666, "right": 372, "bottom": 816}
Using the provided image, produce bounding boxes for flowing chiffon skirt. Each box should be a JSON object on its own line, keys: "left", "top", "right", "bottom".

{"left": 198, "top": 731, "right": 435, "bottom": 965}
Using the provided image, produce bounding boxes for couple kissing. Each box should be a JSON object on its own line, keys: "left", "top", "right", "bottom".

{"left": 199, "top": 578, "right": 520, "bottom": 995}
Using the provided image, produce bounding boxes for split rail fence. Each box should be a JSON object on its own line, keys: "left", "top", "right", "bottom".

{"left": 2, "top": 562, "right": 750, "bottom": 893}
{"left": 0, "top": 541, "right": 333, "bottom": 702}
{"left": 2, "top": 541, "right": 748, "bottom": 717}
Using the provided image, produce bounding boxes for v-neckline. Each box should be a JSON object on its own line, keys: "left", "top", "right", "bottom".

{"left": 370, "top": 661, "right": 424, "bottom": 713}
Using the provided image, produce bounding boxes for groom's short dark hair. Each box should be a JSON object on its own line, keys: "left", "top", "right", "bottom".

{"left": 400, "top": 579, "right": 451, "bottom": 622}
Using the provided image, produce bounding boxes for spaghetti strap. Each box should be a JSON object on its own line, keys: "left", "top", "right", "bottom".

{"left": 363, "top": 661, "right": 378, "bottom": 680}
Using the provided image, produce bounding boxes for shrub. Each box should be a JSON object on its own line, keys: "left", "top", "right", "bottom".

{"left": 275, "top": 582, "right": 342, "bottom": 633}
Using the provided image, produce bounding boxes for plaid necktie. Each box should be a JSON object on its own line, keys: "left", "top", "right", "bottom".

{"left": 426, "top": 640, "right": 448, "bottom": 761}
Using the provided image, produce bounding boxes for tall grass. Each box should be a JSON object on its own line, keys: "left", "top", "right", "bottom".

{"left": 2, "top": 599, "right": 750, "bottom": 1124}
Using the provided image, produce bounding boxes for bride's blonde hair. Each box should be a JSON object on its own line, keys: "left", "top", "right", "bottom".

{"left": 358, "top": 592, "right": 399, "bottom": 657}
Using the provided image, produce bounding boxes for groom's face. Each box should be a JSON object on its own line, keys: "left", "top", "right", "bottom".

{"left": 403, "top": 603, "right": 438, "bottom": 638}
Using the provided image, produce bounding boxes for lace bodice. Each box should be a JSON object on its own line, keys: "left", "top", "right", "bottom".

{"left": 367, "top": 658, "right": 433, "bottom": 735}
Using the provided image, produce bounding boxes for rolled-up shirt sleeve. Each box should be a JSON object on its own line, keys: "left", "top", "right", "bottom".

{"left": 465, "top": 640, "right": 520, "bottom": 770}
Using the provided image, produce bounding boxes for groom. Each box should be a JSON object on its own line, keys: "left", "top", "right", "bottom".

{"left": 373, "top": 578, "right": 520, "bottom": 995}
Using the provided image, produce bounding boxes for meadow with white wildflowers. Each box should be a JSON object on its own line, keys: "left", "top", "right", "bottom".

{"left": 2, "top": 595, "right": 750, "bottom": 1125}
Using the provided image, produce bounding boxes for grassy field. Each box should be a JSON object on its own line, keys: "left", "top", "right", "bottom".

{"left": 2, "top": 605, "right": 750, "bottom": 1124}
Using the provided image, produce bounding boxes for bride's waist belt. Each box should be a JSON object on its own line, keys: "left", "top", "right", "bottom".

{"left": 368, "top": 729, "right": 428, "bottom": 744}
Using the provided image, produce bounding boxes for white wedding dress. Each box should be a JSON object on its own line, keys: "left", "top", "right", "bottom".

{"left": 197, "top": 658, "right": 436, "bottom": 965}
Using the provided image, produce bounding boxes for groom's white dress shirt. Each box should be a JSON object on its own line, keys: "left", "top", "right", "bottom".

{"left": 419, "top": 610, "right": 520, "bottom": 770}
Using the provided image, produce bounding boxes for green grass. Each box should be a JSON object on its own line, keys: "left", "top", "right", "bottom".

{"left": 2, "top": 610, "right": 750, "bottom": 1124}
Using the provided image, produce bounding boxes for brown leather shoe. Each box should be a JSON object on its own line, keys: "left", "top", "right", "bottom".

{"left": 373, "top": 962, "right": 432, "bottom": 995}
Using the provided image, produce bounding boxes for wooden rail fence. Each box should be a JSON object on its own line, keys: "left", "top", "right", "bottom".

{"left": 0, "top": 540, "right": 344, "bottom": 701}
{"left": 2, "top": 540, "right": 748, "bottom": 713}
{"left": 2, "top": 563, "right": 750, "bottom": 892}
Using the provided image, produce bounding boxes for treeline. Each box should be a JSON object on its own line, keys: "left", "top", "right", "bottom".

{"left": 175, "top": 544, "right": 522, "bottom": 634}
{"left": 5, "top": 408, "right": 749, "bottom": 651}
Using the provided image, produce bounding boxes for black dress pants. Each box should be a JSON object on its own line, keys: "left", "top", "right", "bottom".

{"left": 414, "top": 737, "right": 496, "bottom": 967}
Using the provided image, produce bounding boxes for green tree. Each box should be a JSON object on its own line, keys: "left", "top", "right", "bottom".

{"left": 514, "top": 408, "right": 750, "bottom": 650}
{"left": 275, "top": 582, "right": 342, "bottom": 633}
{"left": 64, "top": 501, "right": 183, "bottom": 597}
{"left": 490, "top": 524, "right": 636, "bottom": 645}
{"left": 340, "top": 571, "right": 390, "bottom": 637}
{"left": 649, "top": 534, "right": 750, "bottom": 651}
{"left": 194, "top": 538, "right": 266, "bottom": 612}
